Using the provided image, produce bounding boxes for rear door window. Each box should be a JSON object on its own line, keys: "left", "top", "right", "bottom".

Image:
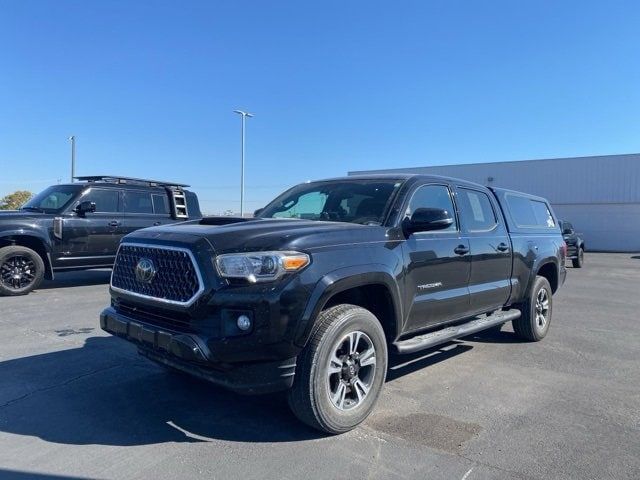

{"left": 457, "top": 188, "right": 497, "bottom": 231}
{"left": 125, "top": 191, "right": 153, "bottom": 214}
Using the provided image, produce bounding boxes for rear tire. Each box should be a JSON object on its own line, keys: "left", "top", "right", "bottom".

{"left": 572, "top": 247, "right": 584, "bottom": 268}
{"left": 288, "top": 304, "right": 388, "bottom": 434}
{"left": 0, "top": 245, "right": 45, "bottom": 296}
{"left": 512, "top": 276, "right": 552, "bottom": 342}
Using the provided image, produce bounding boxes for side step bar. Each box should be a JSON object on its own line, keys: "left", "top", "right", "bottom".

{"left": 394, "top": 309, "right": 521, "bottom": 355}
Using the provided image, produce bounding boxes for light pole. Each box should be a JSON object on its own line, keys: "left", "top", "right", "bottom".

{"left": 69, "top": 135, "right": 76, "bottom": 182}
{"left": 233, "top": 110, "right": 253, "bottom": 217}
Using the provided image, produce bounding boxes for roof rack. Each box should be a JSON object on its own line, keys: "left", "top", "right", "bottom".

{"left": 74, "top": 175, "right": 190, "bottom": 188}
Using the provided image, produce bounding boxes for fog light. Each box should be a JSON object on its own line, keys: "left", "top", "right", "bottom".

{"left": 237, "top": 314, "right": 252, "bottom": 331}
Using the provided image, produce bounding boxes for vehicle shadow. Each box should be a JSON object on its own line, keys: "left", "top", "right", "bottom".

{"left": 463, "top": 326, "right": 524, "bottom": 344}
{"left": 39, "top": 270, "right": 111, "bottom": 290}
{"left": 0, "top": 470, "right": 84, "bottom": 480}
{"left": 0, "top": 336, "right": 322, "bottom": 446}
{"left": 386, "top": 342, "right": 473, "bottom": 381}
{"left": 0, "top": 332, "right": 508, "bottom": 447}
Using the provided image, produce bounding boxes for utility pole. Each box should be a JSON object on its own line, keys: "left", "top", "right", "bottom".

{"left": 69, "top": 135, "right": 76, "bottom": 182}
{"left": 233, "top": 110, "right": 254, "bottom": 216}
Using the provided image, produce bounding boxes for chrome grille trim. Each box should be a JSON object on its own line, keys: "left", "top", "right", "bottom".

{"left": 110, "top": 242, "right": 205, "bottom": 307}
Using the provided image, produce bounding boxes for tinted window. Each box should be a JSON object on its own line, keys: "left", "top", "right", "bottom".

{"left": 260, "top": 180, "right": 403, "bottom": 225}
{"left": 152, "top": 194, "right": 170, "bottom": 215}
{"left": 457, "top": 188, "right": 497, "bottom": 231}
{"left": 81, "top": 189, "right": 120, "bottom": 213}
{"left": 126, "top": 191, "right": 153, "bottom": 214}
{"left": 406, "top": 185, "right": 457, "bottom": 232}
{"left": 506, "top": 194, "right": 556, "bottom": 228}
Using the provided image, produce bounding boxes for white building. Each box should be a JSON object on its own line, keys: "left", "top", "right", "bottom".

{"left": 350, "top": 153, "right": 640, "bottom": 252}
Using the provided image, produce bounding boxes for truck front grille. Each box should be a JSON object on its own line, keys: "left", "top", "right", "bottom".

{"left": 111, "top": 243, "right": 203, "bottom": 306}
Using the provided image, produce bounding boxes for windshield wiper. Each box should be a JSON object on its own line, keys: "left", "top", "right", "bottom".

{"left": 21, "top": 206, "right": 46, "bottom": 212}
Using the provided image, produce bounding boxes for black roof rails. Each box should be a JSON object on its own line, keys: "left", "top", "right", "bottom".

{"left": 74, "top": 175, "right": 190, "bottom": 188}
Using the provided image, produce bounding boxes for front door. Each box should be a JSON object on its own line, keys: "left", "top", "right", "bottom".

{"left": 53, "top": 188, "right": 123, "bottom": 268}
{"left": 455, "top": 186, "right": 512, "bottom": 314}
{"left": 401, "top": 184, "right": 471, "bottom": 333}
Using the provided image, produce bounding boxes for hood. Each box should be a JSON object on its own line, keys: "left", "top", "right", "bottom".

{"left": 127, "top": 217, "right": 390, "bottom": 253}
{"left": 0, "top": 210, "right": 46, "bottom": 221}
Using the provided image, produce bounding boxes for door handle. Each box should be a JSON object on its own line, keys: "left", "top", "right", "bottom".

{"left": 109, "top": 220, "right": 120, "bottom": 227}
{"left": 153, "top": 221, "right": 161, "bottom": 226}
{"left": 497, "top": 243, "right": 510, "bottom": 252}
{"left": 454, "top": 245, "right": 469, "bottom": 255}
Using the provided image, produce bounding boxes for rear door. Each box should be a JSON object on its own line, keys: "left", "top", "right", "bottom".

{"left": 401, "top": 183, "right": 471, "bottom": 333}
{"left": 455, "top": 186, "right": 512, "bottom": 314}
{"left": 122, "top": 189, "right": 174, "bottom": 235}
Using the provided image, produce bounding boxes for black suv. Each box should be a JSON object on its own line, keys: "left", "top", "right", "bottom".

{"left": 101, "top": 174, "right": 566, "bottom": 433}
{"left": 0, "top": 176, "right": 201, "bottom": 296}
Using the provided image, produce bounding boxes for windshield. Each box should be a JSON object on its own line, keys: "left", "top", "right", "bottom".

{"left": 22, "top": 185, "right": 81, "bottom": 213}
{"left": 259, "top": 179, "right": 404, "bottom": 225}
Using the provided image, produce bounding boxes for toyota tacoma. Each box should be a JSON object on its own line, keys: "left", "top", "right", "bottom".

{"left": 100, "top": 174, "right": 566, "bottom": 433}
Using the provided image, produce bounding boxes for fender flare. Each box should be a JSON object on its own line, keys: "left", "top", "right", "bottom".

{"left": 294, "top": 264, "right": 403, "bottom": 347}
{"left": 526, "top": 257, "right": 559, "bottom": 296}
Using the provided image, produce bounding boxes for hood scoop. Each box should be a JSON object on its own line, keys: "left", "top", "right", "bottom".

{"left": 198, "top": 216, "right": 258, "bottom": 226}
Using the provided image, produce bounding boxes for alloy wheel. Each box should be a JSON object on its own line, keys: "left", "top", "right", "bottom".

{"left": 326, "top": 330, "right": 377, "bottom": 411}
{"left": 0, "top": 255, "right": 36, "bottom": 290}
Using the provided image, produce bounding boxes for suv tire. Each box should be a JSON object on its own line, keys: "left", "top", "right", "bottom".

{"left": 572, "top": 247, "right": 584, "bottom": 268}
{"left": 512, "top": 275, "right": 552, "bottom": 342}
{"left": 288, "top": 304, "right": 388, "bottom": 434}
{"left": 0, "top": 245, "right": 45, "bottom": 296}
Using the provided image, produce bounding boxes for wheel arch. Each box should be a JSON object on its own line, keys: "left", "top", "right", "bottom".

{"left": 534, "top": 260, "right": 559, "bottom": 294}
{"left": 295, "top": 266, "right": 403, "bottom": 347}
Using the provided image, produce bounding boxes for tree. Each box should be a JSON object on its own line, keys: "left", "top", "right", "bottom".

{"left": 0, "top": 191, "right": 33, "bottom": 210}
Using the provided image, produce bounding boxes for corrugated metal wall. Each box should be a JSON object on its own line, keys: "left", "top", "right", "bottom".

{"left": 350, "top": 154, "right": 640, "bottom": 252}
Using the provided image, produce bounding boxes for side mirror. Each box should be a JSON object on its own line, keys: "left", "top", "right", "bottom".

{"left": 405, "top": 208, "right": 454, "bottom": 234}
{"left": 75, "top": 201, "right": 96, "bottom": 216}
{"left": 253, "top": 208, "right": 264, "bottom": 218}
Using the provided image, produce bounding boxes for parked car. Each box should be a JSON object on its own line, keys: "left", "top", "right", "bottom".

{"left": 100, "top": 174, "right": 566, "bottom": 434}
{"left": 0, "top": 176, "right": 201, "bottom": 296}
{"left": 559, "top": 220, "right": 585, "bottom": 268}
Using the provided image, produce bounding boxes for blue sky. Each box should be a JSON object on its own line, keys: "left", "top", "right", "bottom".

{"left": 1, "top": 1, "right": 639, "bottom": 213}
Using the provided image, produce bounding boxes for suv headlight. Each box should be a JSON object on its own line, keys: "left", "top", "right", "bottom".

{"left": 215, "top": 251, "right": 310, "bottom": 283}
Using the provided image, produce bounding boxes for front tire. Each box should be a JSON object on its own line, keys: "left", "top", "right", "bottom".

{"left": 288, "top": 304, "right": 388, "bottom": 434}
{"left": 512, "top": 276, "right": 552, "bottom": 342}
{"left": 572, "top": 247, "right": 584, "bottom": 268}
{"left": 0, "top": 245, "right": 45, "bottom": 296}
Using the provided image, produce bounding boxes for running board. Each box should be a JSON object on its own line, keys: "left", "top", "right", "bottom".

{"left": 394, "top": 309, "right": 521, "bottom": 354}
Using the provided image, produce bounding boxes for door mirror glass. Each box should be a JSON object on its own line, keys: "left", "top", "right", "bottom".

{"left": 406, "top": 208, "right": 454, "bottom": 233}
{"left": 75, "top": 201, "right": 96, "bottom": 216}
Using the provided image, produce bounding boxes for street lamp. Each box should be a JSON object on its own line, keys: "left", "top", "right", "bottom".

{"left": 69, "top": 135, "right": 76, "bottom": 182}
{"left": 233, "top": 110, "right": 254, "bottom": 217}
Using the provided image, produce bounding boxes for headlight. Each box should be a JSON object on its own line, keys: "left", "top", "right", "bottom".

{"left": 215, "top": 251, "right": 310, "bottom": 283}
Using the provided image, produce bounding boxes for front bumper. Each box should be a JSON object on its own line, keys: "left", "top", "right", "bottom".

{"left": 100, "top": 307, "right": 297, "bottom": 394}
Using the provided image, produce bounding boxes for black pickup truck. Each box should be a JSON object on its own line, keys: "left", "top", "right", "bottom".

{"left": 0, "top": 176, "right": 201, "bottom": 296}
{"left": 559, "top": 220, "right": 585, "bottom": 268}
{"left": 100, "top": 174, "right": 566, "bottom": 433}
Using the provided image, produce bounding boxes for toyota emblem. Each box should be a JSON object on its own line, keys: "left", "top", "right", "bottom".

{"left": 135, "top": 257, "right": 156, "bottom": 284}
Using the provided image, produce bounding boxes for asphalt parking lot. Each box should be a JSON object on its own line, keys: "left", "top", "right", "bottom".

{"left": 0, "top": 253, "right": 638, "bottom": 480}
